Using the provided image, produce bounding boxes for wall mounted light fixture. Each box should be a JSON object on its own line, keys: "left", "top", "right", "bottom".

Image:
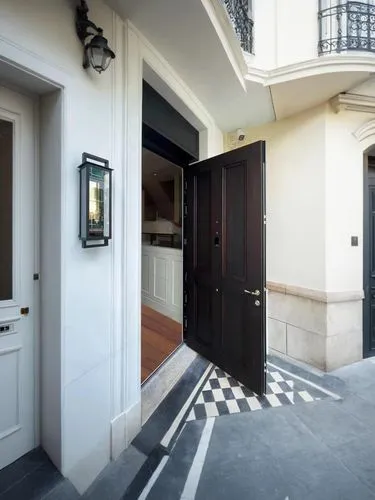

{"left": 76, "top": 0, "right": 115, "bottom": 73}
{"left": 78, "top": 153, "right": 113, "bottom": 248}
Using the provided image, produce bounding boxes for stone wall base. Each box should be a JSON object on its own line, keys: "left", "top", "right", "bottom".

{"left": 267, "top": 283, "right": 363, "bottom": 371}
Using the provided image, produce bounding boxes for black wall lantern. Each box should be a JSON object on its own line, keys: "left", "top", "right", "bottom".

{"left": 78, "top": 153, "right": 113, "bottom": 248}
{"left": 76, "top": 0, "right": 115, "bottom": 73}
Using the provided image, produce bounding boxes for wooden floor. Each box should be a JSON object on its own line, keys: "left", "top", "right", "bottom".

{"left": 141, "top": 305, "right": 182, "bottom": 383}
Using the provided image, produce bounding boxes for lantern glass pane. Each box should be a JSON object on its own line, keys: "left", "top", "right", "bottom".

{"left": 89, "top": 46, "right": 105, "bottom": 72}
{"left": 101, "top": 51, "right": 112, "bottom": 71}
{"left": 80, "top": 167, "right": 88, "bottom": 239}
{"left": 88, "top": 166, "right": 106, "bottom": 239}
{"left": 103, "top": 171, "right": 110, "bottom": 238}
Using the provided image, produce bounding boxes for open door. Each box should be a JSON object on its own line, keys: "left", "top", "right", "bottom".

{"left": 184, "top": 141, "right": 266, "bottom": 395}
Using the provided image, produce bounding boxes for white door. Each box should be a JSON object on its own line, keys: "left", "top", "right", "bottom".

{"left": 0, "top": 86, "right": 37, "bottom": 469}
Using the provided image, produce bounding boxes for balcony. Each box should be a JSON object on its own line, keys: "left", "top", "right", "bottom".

{"left": 223, "top": 0, "right": 254, "bottom": 53}
{"left": 318, "top": 0, "right": 375, "bottom": 55}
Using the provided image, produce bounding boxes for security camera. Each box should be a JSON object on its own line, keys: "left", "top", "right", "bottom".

{"left": 236, "top": 128, "right": 246, "bottom": 141}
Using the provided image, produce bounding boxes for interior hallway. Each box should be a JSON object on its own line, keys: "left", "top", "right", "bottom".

{"left": 141, "top": 305, "right": 182, "bottom": 382}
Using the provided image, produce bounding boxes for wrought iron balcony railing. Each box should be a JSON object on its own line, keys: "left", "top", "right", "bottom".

{"left": 223, "top": 0, "right": 254, "bottom": 54}
{"left": 318, "top": 0, "right": 375, "bottom": 55}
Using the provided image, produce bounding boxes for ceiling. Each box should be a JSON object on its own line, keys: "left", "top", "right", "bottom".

{"left": 142, "top": 148, "right": 182, "bottom": 181}
{"left": 106, "top": 0, "right": 374, "bottom": 134}
{"left": 269, "top": 71, "right": 371, "bottom": 120}
{"left": 105, "top": 0, "right": 275, "bottom": 132}
{"left": 0, "top": 58, "right": 58, "bottom": 96}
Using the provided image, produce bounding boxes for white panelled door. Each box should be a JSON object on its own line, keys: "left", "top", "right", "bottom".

{"left": 0, "top": 86, "right": 37, "bottom": 469}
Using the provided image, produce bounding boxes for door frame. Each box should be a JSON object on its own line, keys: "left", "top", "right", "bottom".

{"left": 32, "top": 99, "right": 41, "bottom": 447}
{"left": 364, "top": 154, "right": 373, "bottom": 358}
{"left": 141, "top": 121, "right": 198, "bottom": 384}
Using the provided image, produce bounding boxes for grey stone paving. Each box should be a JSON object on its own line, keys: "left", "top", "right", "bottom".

{"left": 146, "top": 357, "right": 375, "bottom": 500}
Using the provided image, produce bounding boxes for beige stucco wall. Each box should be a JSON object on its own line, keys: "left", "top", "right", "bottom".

{"left": 226, "top": 105, "right": 327, "bottom": 290}
{"left": 225, "top": 97, "right": 375, "bottom": 370}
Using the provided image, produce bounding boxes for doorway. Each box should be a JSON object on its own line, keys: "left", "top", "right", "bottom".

{"left": 141, "top": 148, "right": 184, "bottom": 382}
{"left": 364, "top": 155, "right": 375, "bottom": 358}
{"left": 141, "top": 81, "right": 266, "bottom": 395}
{"left": 0, "top": 86, "right": 38, "bottom": 470}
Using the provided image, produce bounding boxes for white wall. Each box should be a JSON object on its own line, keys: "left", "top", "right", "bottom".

{"left": 40, "top": 91, "right": 63, "bottom": 469}
{"left": 0, "top": 0, "right": 115, "bottom": 489}
{"left": 0, "top": 0, "right": 223, "bottom": 492}
{"left": 141, "top": 246, "right": 183, "bottom": 323}
{"left": 275, "top": 0, "right": 318, "bottom": 68}
{"left": 251, "top": 0, "right": 318, "bottom": 70}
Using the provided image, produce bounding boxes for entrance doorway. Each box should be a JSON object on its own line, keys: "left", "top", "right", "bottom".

{"left": 141, "top": 80, "right": 266, "bottom": 395}
{"left": 0, "top": 86, "right": 37, "bottom": 470}
{"left": 364, "top": 155, "right": 375, "bottom": 358}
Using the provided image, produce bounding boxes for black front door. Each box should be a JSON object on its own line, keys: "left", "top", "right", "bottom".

{"left": 184, "top": 142, "right": 266, "bottom": 395}
{"left": 364, "top": 159, "right": 375, "bottom": 357}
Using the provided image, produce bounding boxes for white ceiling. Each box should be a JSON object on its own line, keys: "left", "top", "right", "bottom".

{"left": 107, "top": 0, "right": 375, "bottom": 134}
{"left": 0, "top": 59, "right": 58, "bottom": 96}
{"left": 105, "top": 0, "right": 275, "bottom": 132}
{"left": 270, "top": 71, "right": 371, "bottom": 120}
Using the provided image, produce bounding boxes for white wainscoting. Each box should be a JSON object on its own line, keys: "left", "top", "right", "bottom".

{"left": 141, "top": 245, "right": 183, "bottom": 323}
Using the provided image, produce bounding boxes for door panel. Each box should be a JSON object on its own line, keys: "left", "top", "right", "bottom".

{"left": 185, "top": 165, "right": 221, "bottom": 361}
{"left": 0, "top": 87, "right": 36, "bottom": 470}
{"left": 223, "top": 162, "right": 246, "bottom": 280}
{"left": 185, "top": 142, "right": 266, "bottom": 395}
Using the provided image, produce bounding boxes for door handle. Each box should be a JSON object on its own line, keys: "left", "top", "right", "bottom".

{"left": 244, "top": 289, "right": 260, "bottom": 296}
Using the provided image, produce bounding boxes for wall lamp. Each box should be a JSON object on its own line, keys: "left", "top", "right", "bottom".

{"left": 76, "top": 0, "right": 115, "bottom": 73}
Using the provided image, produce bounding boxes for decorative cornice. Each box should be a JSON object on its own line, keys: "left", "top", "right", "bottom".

{"left": 330, "top": 93, "right": 375, "bottom": 114}
{"left": 266, "top": 281, "right": 364, "bottom": 303}
{"left": 245, "top": 54, "right": 375, "bottom": 86}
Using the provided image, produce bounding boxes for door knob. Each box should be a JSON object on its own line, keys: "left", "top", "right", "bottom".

{"left": 244, "top": 289, "right": 260, "bottom": 296}
{"left": 254, "top": 300, "right": 261, "bottom": 307}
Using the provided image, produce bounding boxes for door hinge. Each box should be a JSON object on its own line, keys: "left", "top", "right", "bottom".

{"left": 184, "top": 205, "right": 188, "bottom": 216}
{"left": 184, "top": 238, "right": 188, "bottom": 246}
{"left": 263, "top": 215, "right": 267, "bottom": 225}
{"left": 33, "top": 273, "right": 40, "bottom": 281}
{"left": 184, "top": 318, "right": 188, "bottom": 329}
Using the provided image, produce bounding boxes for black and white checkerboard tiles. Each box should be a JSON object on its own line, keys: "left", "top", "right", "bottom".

{"left": 186, "top": 366, "right": 330, "bottom": 421}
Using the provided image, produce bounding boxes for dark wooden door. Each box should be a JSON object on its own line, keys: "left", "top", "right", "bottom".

{"left": 184, "top": 141, "right": 266, "bottom": 395}
{"left": 364, "top": 160, "right": 375, "bottom": 357}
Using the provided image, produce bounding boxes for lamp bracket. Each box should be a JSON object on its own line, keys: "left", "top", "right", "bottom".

{"left": 76, "top": 0, "right": 102, "bottom": 45}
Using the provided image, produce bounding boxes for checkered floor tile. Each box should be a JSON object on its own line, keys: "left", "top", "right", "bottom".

{"left": 186, "top": 365, "right": 332, "bottom": 421}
